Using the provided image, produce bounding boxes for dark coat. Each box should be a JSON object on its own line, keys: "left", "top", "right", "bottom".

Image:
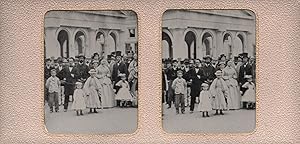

{"left": 59, "top": 66, "right": 79, "bottom": 96}
{"left": 188, "top": 67, "right": 205, "bottom": 97}
{"left": 165, "top": 67, "right": 178, "bottom": 81}
{"left": 202, "top": 64, "right": 216, "bottom": 82}
{"left": 112, "top": 61, "right": 129, "bottom": 82}
{"left": 76, "top": 63, "right": 90, "bottom": 81}
{"left": 238, "top": 63, "right": 253, "bottom": 84}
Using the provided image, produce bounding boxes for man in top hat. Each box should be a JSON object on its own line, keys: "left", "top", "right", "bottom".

{"left": 76, "top": 53, "right": 90, "bottom": 83}
{"left": 238, "top": 53, "right": 253, "bottom": 94}
{"left": 188, "top": 59, "right": 205, "bottom": 113}
{"left": 59, "top": 57, "right": 80, "bottom": 112}
{"left": 112, "top": 51, "right": 129, "bottom": 93}
{"left": 202, "top": 55, "right": 216, "bottom": 85}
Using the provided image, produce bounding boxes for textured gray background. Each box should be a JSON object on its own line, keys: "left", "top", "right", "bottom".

{"left": 0, "top": 0, "right": 299, "bottom": 143}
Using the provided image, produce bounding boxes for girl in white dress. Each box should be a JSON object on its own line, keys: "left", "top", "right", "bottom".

{"left": 84, "top": 69, "right": 102, "bottom": 113}
{"left": 71, "top": 82, "right": 86, "bottom": 116}
{"left": 197, "top": 83, "right": 212, "bottom": 117}
{"left": 241, "top": 75, "right": 256, "bottom": 109}
{"left": 115, "top": 74, "right": 133, "bottom": 107}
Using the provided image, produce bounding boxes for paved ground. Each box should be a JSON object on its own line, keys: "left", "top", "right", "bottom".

{"left": 45, "top": 104, "right": 137, "bottom": 134}
{"left": 162, "top": 104, "right": 256, "bottom": 133}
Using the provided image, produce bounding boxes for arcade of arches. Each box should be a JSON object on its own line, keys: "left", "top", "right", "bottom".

{"left": 162, "top": 29, "right": 254, "bottom": 60}
{"left": 45, "top": 11, "right": 137, "bottom": 59}
{"left": 162, "top": 10, "right": 255, "bottom": 60}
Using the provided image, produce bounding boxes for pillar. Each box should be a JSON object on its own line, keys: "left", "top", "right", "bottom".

{"left": 170, "top": 28, "right": 185, "bottom": 59}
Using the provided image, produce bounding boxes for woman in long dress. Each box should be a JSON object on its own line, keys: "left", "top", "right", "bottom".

{"left": 222, "top": 60, "right": 241, "bottom": 110}
{"left": 84, "top": 69, "right": 102, "bottom": 113}
{"left": 96, "top": 59, "right": 115, "bottom": 108}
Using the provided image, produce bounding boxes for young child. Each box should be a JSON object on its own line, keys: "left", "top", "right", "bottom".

{"left": 241, "top": 75, "right": 256, "bottom": 109}
{"left": 71, "top": 82, "right": 86, "bottom": 116}
{"left": 210, "top": 70, "right": 229, "bottom": 115}
{"left": 197, "top": 83, "right": 212, "bottom": 117}
{"left": 115, "top": 73, "right": 133, "bottom": 107}
{"left": 45, "top": 69, "right": 61, "bottom": 113}
{"left": 84, "top": 69, "right": 102, "bottom": 113}
{"left": 171, "top": 70, "right": 187, "bottom": 114}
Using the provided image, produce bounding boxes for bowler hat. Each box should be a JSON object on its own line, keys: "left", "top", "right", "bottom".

{"left": 116, "top": 51, "right": 122, "bottom": 56}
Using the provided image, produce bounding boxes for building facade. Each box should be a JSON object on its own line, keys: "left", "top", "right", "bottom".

{"left": 45, "top": 11, "right": 137, "bottom": 58}
{"left": 162, "top": 10, "right": 256, "bottom": 60}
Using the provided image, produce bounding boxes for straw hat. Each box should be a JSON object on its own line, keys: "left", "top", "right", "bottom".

{"left": 201, "top": 83, "right": 209, "bottom": 87}
{"left": 88, "top": 69, "right": 97, "bottom": 74}
{"left": 215, "top": 70, "right": 222, "bottom": 76}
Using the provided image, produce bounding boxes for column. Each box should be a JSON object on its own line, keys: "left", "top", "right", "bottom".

{"left": 69, "top": 28, "right": 75, "bottom": 58}
{"left": 170, "top": 28, "right": 185, "bottom": 59}
{"left": 88, "top": 29, "right": 96, "bottom": 57}
{"left": 215, "top": 29, "right": 224, "bottom": 58}
{"left": 45, "top": 27, "right": 59, "bottom": 58}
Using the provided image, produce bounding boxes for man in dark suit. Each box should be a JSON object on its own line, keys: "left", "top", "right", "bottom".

{"left": 75, "top": 54, "right": 89, "bottom": 83}
{"left": 59, "top": 57, "right": 79, "bottom": 112}
{"left": 188, "top": 59, "right": 205, "bottom": 113}
{"left": 112, "top": 51, "right": 129, "bottom": 92}
{"left": 238, "top": 53, "right": 253, "bottom": 94}
{"left": 202, "top": 55, "right": 216, "bottom": 85}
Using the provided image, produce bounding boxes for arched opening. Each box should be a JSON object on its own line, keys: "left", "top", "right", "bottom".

{"left": 184, "top": 31, "right": 196, "bottom": 59}
{"left": 234, "top": 34, "right": 244, "bottom": 56}
{"left": 162, "top": 31, "right": 173, "bottom": 58}
{"left": 107, "top": 32, "right": 117, "bottom": 53}
{"left": 96, "top": 32, "right": 105, "bottom": 55}
{"left": 57, "top": 30, "right": 69, "bottom": 58}
{"left": 202, "top": 32, "right": 213, "bottom": 56}
{"left": 223, "top": 33, "right": 232, "bottom": 59}
{"left": 74, "top": 31, "right": 86, "bottom": 55}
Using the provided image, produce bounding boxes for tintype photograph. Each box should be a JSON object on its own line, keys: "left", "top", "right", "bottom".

{"left": 162, "top": 10, "right": 256, "bottom": 133}
{"left": 44, "top": 10, "right": 138, "bottom": 134}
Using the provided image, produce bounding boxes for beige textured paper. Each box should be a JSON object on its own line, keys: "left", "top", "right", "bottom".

{"left": 0, "top": 0, "right": 299, "bottom": 143}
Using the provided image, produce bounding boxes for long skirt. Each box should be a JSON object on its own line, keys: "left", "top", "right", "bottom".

{"left": 101, "top": 82, "right": 115, "bottom": 108}
{"left": 212, "top": 88, "right": 227, "bottom": 110}
{"left": 86, "top": 88, "right": 101, "bottom": 108}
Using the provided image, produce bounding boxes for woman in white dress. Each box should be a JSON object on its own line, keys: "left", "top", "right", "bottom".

{"left": 222, "top": 60, "right": 241, "bottom": 110}
{"left": 96, "top": 59, "right": 115, "bottom": 108}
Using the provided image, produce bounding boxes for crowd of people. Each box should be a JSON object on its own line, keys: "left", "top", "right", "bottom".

{"left": 45, "top": 51, "right": 138, "bottom": 116}
{"left": 162, "top": 53, "right": 256, "bottom": 116}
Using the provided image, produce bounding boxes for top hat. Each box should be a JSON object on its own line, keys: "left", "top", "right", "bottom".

{"left": 116, "top": 51, "right": 122, "bottom": 57}
{"left": 242, "top": 53, "right": 248, "bottom": 58}
{"left": 88, "top": 69, "right": 97, "bottom": 74}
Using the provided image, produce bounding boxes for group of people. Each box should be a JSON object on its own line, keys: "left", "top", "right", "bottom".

{"left": 162, "top": 53, "right": 256, "bottom": 116}
{"left": 45, "top": 51, "right": 138, "bottom": 116}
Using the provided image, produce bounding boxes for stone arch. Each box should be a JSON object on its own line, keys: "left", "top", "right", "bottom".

{"left": 73, "top": 28, "right": 89, "bottom": 56}
{"left": 236, "top": 31, "right": 247, "bottom": 55}
{"left": 108, "top": 30, "right": 119, "bottom": 53}
{"left": 162, "top": 29, "right": 174, "bottom": 58}
{"left": 95, "top": 30, "right": 106, "bottom": 56}
{"left": 56, "top": 27, "right": 71, "bottom": 58}
{"left": 200, "top": 29, "right": 216, "bottom": 58}
{"left": 183, "top": 28, "right": 198, "bottom": 59}
{"left": 222, "top": 31, "right": 234, "bottom": 59}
